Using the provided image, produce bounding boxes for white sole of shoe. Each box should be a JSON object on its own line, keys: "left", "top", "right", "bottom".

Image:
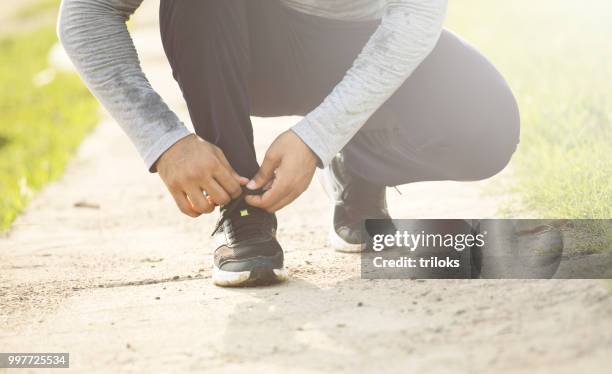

{"left": 212, "top": 266, "right": 288, "bottom": 287}
{"left": 318, "top": 169, "right": 365, "bottom": 253}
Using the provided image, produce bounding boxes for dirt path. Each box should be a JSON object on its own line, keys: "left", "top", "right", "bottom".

{"left": 1, "top": 2, "right": 611, "bottom": 373}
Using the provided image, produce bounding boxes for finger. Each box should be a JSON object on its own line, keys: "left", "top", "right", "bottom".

{"left": 216, "top": 148, "right": 249, "bottom": 185}
{"left": 245, "top": 194, "right": 263, "bottom": 207}
{"left": 185, "top": 187, "right": 215, "bottom": 214}
{"left": 171, "top": 190, "right": 201, "bottom": 217}
{"left": 214, "top": 168, "right": 243, "bottom": 199}
{"left": 246, "top": 177, "right": 289, "bottom": 209}
{"left": 268, "top": 189, "right": 303, "bottom": 212}
{"left": 202, "top": 179, "right": 232, "bottom": 206}
{"left": 247, "top": 152, "right": 279, "bottom": 190}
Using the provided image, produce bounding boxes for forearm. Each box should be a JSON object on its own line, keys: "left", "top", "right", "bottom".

{"left": 292, "top": 0, "right": 448, "bottom": 167}
{"left": 57, "top": 0, "right": 190, "bottom": 171}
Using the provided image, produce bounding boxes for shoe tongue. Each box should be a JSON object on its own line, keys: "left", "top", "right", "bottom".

{"left": 225, "top": 200, "right": 261, "bottom": 220}
{"left": 210, "top": 187, "right": 265, "bottom": 236}
{"left": 221, "top": 201, "right": 274, "bottom": 245}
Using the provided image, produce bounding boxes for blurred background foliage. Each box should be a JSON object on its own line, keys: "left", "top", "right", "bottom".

{"left": 447, "top": 0, "right": 612, "bottom": 218}
{"left": 0, "top": 0, "right": 98, "bottom": 231}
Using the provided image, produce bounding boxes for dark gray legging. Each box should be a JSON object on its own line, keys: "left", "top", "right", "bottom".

{"left": 160, "top": 0, "right": 520, "bottom": 186}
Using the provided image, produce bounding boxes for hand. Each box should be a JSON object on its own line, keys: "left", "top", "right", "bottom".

{"left": 245, "top": 130, "right": 318, "bottom": 212}
{"left": 155, "top": 134, "right": 248, "bottom": 217}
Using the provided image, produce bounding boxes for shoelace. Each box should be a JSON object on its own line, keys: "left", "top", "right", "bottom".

{"left": 210, "top": 186, "right": 265, "bottom": 237}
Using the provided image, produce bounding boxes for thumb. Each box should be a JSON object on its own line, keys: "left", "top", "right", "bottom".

{"left": 247, "top": 152, "right": 279, "bottom": 190}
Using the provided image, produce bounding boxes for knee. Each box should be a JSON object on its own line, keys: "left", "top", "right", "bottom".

{"left": 465, "top": 101, "right": 521, "bottom": 181}
{"left": 451, "top": 86, "right": 520, "bottom": 181}
{"left": 471, "top": 139, "right": 518, "bottom": 181}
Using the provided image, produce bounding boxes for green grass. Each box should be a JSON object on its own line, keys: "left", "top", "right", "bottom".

{"left": 447, "top": 0, "right": 612, "bottom": 218}
{"left": 0, "top": 5, "right": 98, "bottom": 231}
{"left": 563, "top": 220, "right": 612, "bottom": 255}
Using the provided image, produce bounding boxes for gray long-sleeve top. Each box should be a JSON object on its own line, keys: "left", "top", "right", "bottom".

{"left": 57, "top": 0, "right": 447, "bottom": 170}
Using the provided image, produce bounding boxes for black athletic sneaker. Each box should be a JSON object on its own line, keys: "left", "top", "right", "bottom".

{"left": 211, "top": 188, "right": 287, "bottom": 287}
{"left": 319, "top": 153, "right": 392, "bottom": 252}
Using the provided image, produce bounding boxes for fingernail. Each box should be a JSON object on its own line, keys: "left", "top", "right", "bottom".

{"left": 247, "top": 180, "right": 256, "bottom": 189}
